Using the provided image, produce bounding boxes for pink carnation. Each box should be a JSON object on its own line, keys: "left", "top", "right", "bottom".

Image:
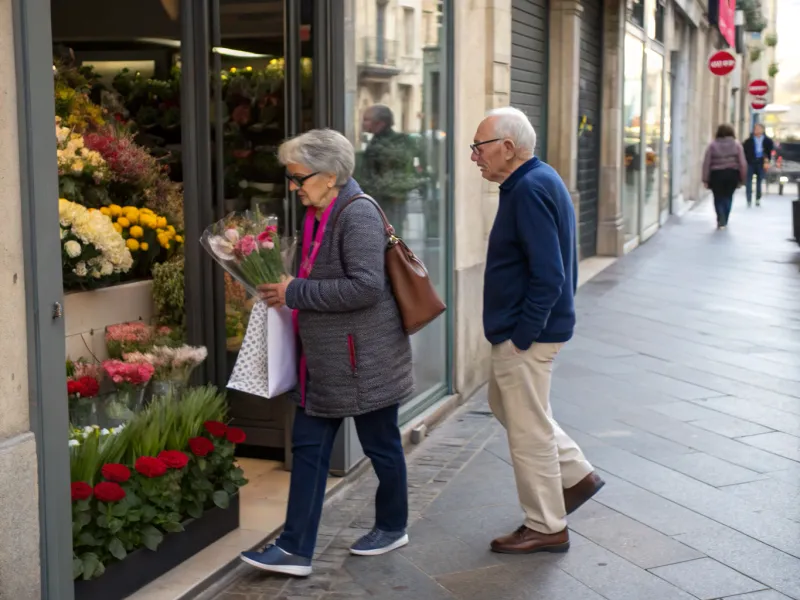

{"left": 102, "top": 359, "right": 155, "bottom": 386}
{"left": 236, "top": 235, "right": 257, "bottom": 257}
{"left": 106, "top": 322, "right": 152, "bottom": 344}
{"left": 257, "top": 230, "right": 275, "bottom": 250}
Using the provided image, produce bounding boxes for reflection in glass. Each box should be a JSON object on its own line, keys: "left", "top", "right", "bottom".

{"left": 351, "top": 0, "right": 448, "bottom": 407}
{"left": 642, "top": 49, "right": 663, "bottom": 232}
{"left": 661, "top": 74, "right": 672, "bottom": 215}
{"left": 629, "top": 0, "right": 645, "bottom": 28}
{"left": 622, "top": 35, "right": 644, "bottom": 242}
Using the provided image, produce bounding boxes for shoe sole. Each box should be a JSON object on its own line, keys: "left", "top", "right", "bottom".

{"left": 350, "top": 534, "right": 409, "bottom": 556}
{"left": 566, "top": 479, "right": 606, "bottom": 516}
{"left": 239, "top": 554, "right": 312, "bottom": 577}
{"left": 491, "top": 541, "right": 571, "bottom": 555}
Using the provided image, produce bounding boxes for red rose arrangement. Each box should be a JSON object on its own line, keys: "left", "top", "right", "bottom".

{"left": 101, "top": 463, "right": 131, "bottom": 483}
{"left": 71, "top": 481, "right": 93, "bottom": 502}
{"left": 67, "top": 376, "right": 100, "bottom": 398}
{"left": 204, "top": 421, "right": 227, "bottom": 438}
{"left": 135, "top": 456, "right": 168, "bottom": 478}
{"left": 158, "top": 450, "right": 190, "bottom": 469}
{"left": 93, "top": 482, "right": 126, "bottom": 503}
{"left": 189, "top": 436, "right": 215, "bottom": 457}
{"left": 226, "top": 427, "right": 247, "bottom": 444}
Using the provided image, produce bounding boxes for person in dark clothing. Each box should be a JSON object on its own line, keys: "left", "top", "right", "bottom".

{"left": 357, "top": 105, "right": 419, "bottom": 238}
{"left": 702, "top": 124, "right": 747, "bottom": 229}
{"left": 742, "top": 123, "right": 774, "bottom": 207}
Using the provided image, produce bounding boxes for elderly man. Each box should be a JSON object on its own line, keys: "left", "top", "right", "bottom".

{"left": 472, "top": 107, "right": 604, "bottom": 555}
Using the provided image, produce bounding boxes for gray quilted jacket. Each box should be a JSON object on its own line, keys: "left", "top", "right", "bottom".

{"left": 284, "top": 178, "right": 414, "bottom": 418}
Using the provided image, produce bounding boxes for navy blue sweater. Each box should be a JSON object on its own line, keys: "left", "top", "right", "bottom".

{"left": 483, "top": 157, "right": 577, "bottom": 350}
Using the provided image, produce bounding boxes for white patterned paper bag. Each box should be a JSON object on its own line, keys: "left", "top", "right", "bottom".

{"left": 227, "top": 301, "right": 297, "bottom": 399}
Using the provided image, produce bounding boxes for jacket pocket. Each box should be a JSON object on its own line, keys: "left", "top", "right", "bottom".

{"left": 347, "top": 334, "right": 358, "bottom": 377}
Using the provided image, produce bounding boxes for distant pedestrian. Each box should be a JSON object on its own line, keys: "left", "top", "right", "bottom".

{"left": 742, "top": 123, "right": 774, "bottom": 207}
{"left": 240, "top": 129, "right": 412, "bottom": 577}
{"left": 472, "top": 107, "right": 604, "bottom": 555}
{"left": 702, "top": 124, "right": 747, "bottom": 229}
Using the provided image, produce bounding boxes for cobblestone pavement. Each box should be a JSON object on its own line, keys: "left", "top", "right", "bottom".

{"left": 212, "top": 193, "right": 800, "bottom": 600}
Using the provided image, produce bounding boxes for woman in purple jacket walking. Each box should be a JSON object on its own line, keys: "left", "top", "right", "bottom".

{"left": 702, "top": 124, "right": 747, "bottom": 229}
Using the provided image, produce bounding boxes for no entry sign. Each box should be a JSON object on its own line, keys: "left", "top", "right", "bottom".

{"left": 708, "top": 50, "right": 736, "bottom": 76}
{"left": 751, "top": 97, "right": 768, "bottom": 110}
{"left": 748, "top": 79, "right": 769, "bottom": 96}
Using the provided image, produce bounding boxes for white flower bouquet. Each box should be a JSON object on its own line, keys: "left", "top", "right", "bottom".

{"left": 59, "top": 198, "right": 133, "bottom": 288}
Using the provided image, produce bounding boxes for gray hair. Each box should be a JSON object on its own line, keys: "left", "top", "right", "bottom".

{"left": 486, "top": 106, "right": 537, "bottom": 159}
{"left": 366, "top": 104, "right": 394, "bottom": 128}
{"left": 278, "top": 129, "right": 355, "bottom": 186}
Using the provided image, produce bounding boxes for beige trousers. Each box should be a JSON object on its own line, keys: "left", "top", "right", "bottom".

{"left": 488, "top": 340, "right": 593, "bottom": 534}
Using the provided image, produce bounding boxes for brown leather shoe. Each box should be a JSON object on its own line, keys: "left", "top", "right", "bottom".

{"left": 564, "top": 472, "right": 605, "bottom": 515}
{"left": 490, "top": 525, "right": 570, "bottom": 554}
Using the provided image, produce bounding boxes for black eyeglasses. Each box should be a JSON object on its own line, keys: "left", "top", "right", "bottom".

{"left": 285, "top": 171, "right": 319, "bottom": 187}
{"left": 470, "top": 138, "right": 501, "bottom": 154}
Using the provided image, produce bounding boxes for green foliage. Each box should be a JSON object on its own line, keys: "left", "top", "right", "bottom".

{"left": 764, "top": 32, "right": 778, "bottom": 47}
{"left": 152, "top": 256, "right": 186, "bottom": 331}
{"left": 768, "top": 63, "right": 779, "bottom": 78}
{"left": 737, "top": 0, "right": 767, "bottom": 32}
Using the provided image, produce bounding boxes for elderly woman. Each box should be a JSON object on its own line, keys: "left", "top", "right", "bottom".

{"left": 240, "top": 129, "right": 414, "bottom": 576}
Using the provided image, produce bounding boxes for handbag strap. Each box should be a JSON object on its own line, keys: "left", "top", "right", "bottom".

{"left": 332, "top": 193, "right": 396, "bottom": 239}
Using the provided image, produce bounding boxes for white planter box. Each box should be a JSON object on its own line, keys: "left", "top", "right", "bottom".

{"left": 64, "top": 280, "right": 155, "bottom": 361}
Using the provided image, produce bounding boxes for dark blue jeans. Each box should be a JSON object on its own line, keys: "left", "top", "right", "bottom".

{"left": 276, "top": 404, "right": 408, "bottom": 559}
{"left": 714, "top": 195, "right": 733, "bottom": 226}
{"left": 746, "top": 162, "right": 764, "bottom": 204}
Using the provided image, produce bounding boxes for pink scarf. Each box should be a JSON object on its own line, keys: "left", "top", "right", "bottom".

{"left": 293, "top": 198, "right": 337, "bottom": 406}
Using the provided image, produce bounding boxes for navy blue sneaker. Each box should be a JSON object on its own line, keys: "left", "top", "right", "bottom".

{"left": 240, "top": 544, "right": 312, "bottom": 576}
{"left": 350, "top": 528, "right": 409, "bottom": 556}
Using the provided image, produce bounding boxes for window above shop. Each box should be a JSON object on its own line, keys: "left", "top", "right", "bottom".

{"left": 653, "top": 0, "right": 665, "bottom": 43}
{"left": 628, "top": 0, "right": 645, "bottom": 29}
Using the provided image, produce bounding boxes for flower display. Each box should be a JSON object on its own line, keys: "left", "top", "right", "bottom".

{"left": 93, "top": 481, "right": 126, "bottom": 503}
{"left": 204, "top": 421, "right": 227, "bottom": 438}
{"left": 101, "top": 463, "right": 131, "bottom": 483}
{"left": 67, "top": 376, "right": 100, "bottom": 399}
{"left": 123, "top": 344, "right": 207, "bottom": 384}
{"left": 71, "top": 481, "right": 93, "bottom": 502}
{"left": 188, "top": 436, "right": 214, "bottom": 457}
{"left": 201, "top": 212, "right": 296, "bottom": 296}
{"left": 226, "top": 427, "right": 247, "bottom": 444}
{"left": 135, "top": 456, "right": 168, "bottom": 478}
{"left": 56, "top": 118, "right": 111, "bottom": 186}
{"left": 158, "top": 450, "right": 189, "bottom": 469}
{"left": 102, "top": 359, "right": 155, "bottom": 389}
{"left": 59, "top": 198, "right": 133, "bottom": 288}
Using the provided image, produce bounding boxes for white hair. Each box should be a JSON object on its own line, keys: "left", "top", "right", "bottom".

{"left": 486, "top": 107, "right": 537, "bottom": 159}
{"left": 278, "top": 128, "right": 355, "bottom": 186}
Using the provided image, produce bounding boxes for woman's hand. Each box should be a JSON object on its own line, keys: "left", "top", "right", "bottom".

{"left": 258, "top": 275, "right": 295, "bottom": 308}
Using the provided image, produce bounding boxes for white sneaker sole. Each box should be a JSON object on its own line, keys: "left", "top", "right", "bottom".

{"left": 350, "top": 534, "right": 410, "bottom": 556}
{"left": 239, "top": 554, "right": 312, "bottom": 577}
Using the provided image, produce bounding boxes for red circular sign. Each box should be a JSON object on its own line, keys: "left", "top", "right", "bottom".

{"left": 751, "top": 97, "right": 768, "bottom": 110}
{"left": 708, "top": 50, "right": 736, "bottom": 76}
{"left": 748, "top": 79, "right": 769, "bottom": 96}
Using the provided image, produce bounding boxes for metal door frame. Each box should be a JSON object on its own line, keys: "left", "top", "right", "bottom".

{"left": 12, "top": 0, "right": 74, "bottom": 597}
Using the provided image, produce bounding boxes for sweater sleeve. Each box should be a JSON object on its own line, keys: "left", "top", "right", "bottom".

{"left": 510, "top": 184, "right": 566, "bottom": 351}
{"left": 285, "top": 200, "right": 386, "bottom": 312}
{"left": 702, "top": 145, "right": 712, "bottom": 185}
{"left": 737, "top": 142, "right": 747, "bottom": 184}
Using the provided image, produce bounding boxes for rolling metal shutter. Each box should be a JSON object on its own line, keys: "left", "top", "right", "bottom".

{"left": 577, "top": 0, "right": 602, "bottom": 258}
{"left": 511, "top": 0, "right": 549, "bottom": 159}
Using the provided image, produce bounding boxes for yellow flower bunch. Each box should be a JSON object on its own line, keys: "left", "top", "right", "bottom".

{"left": 58, "top": 198, "right": 133, "bottom": 278}
{"left": 100, "top": 204, "right": 184, "bottom": 253}
{"left": 55, "top": 119, "right": 109, "bottom": 182}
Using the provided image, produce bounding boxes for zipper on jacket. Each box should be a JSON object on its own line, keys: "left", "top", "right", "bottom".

{"left": 347, "top": 334, "right": 358, "bottom": 377}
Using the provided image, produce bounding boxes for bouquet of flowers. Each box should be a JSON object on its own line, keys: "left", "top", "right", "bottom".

{"left": 60, "top": 198, "right": 133, "bottom": 289}
{"left": 201, "top": 212, "right": 298, "bottom": 399}
{"left": 124, "top": 344, "right": 208, "bottom": 384}
{"left": 200, "top": 211, "right": 296, "bottom": 296}
{"left": 105, "top": 322, "right": 179, "bottom": 359}
{"left": 102, "top": 359, "right": 155, "bottom": 417}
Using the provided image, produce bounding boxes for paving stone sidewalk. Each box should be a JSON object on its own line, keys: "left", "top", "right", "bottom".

{"left": 212, "top": 193, "right": 800, "bottom": 600}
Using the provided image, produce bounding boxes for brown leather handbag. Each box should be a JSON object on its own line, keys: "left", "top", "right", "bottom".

{"left": 337, "top": 194, "right": 446, "bottom": 334}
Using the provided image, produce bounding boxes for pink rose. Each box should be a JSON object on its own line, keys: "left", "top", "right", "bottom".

{"left": 236, "top": 235, "right": 257, "bottom": 256}
{"left": 257, "top": 231, "right": 275, "bottom": 250}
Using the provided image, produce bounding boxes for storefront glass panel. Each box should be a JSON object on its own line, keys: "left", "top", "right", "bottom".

{"left": 642, "top": 49, "right": 663, "bottom": 232}
{"left": 345, "top": 0, "right": 450, "bottom": 418}
{"left": 622, "top": 34, "right": 644, "bottom": 242}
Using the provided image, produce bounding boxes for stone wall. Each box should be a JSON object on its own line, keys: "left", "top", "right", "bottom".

{"left": 0, "top": 0, "right": 42, "bottom": 597}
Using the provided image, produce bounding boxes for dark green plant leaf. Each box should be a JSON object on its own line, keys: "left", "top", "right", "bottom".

{"left": 73, "top": 557, "right": 83, "bottom": 579}
{"left": 141, "top": 525, "right": 164, "bottom": 551}
{"left": 212, "top": 490, "right": 230, "bottom": 509}
{"left": 108, "top": 537, "right": 127, "bottom": 561}
{"left": 186, "top": 501, "right": 203, "bottom": 519}
{"left": 162, "top": 521, "right": 184, "bottom": 533}
{"left": 80, "top": 553, "right": 101, "bottom": 581}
